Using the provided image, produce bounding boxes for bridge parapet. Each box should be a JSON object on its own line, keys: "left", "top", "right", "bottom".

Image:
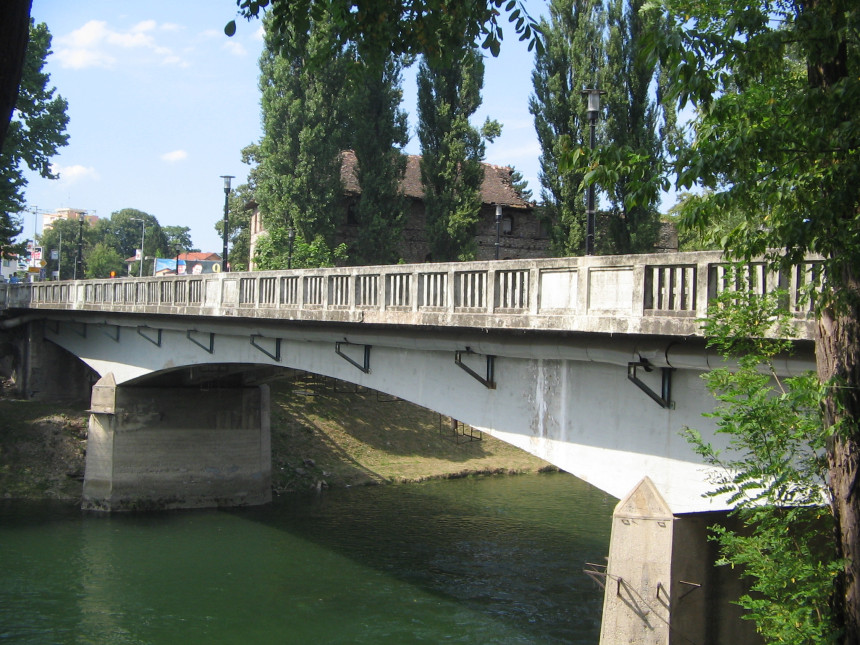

{"left": 6, "top": 251, "right": 818, "bottom": 339}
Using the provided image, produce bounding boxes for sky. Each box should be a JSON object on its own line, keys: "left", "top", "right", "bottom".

{"left": 21, "top": 0, "right": 549, "bottom": 254}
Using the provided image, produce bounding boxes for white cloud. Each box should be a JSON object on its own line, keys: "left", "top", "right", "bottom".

{"left": 55, "top": 19, "right": 189, "bottom": 69}
{"left": 131, "top": 20, "right": 157, "bottom": 33}
{"left": 161, "top": 150, "right": 188, "bottom": 163}
{"left": 223, "top": 40, "right": 247, "bottom": 57}
{"left": 51, "top": 164, "right": 100, "bottom": 183}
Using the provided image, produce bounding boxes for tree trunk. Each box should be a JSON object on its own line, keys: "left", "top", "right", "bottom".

{"left": 817, "top": 268, "right": 860, "bottom": 644}
{"left": 0, "top": 0, "right": 32, "bottom": 149}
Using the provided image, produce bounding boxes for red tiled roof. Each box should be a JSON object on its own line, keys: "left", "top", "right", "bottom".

{"left": 124, "top": 252, "right": 221, "bottom": 263}
{"left": 340, "top": 151, "right": 533, "bottom": 210}
{"left": 180, "top": 252, "right": 221, "bottom": 262}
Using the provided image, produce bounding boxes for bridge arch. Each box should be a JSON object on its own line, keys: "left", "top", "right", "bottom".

{"left": 32, "top": 311, "right": 812, "bottom": 514}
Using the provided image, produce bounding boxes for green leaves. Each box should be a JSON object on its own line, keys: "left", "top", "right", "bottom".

{"left": 1, "top": 21, "right": 69, "bottom": 233}
{"left": 233, "top": 0, "right": 543, "bottom": 63}
{"left": 685, "top": 266, "right": 839, "bottom": 641}
{"left": 417, "top": 46, "right": 488, "bottom": 262}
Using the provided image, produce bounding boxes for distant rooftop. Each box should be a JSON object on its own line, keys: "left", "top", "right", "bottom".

{"left": 340, "top": 151, "right": 533, "bottom": 210}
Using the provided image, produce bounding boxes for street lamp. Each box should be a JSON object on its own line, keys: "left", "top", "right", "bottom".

{"left": 56, "top": 230, "right": 62, "bottom": 280}
{"left": 131, "top": 217, "right": 146, "bottom": 278}
{"left": 174, "top": 243, "right": 183, "bottom": 275}
{"left": 220, "top": 175, "right": 234, "bottom": 272}
{"left": 288, "top": 225, "right": 296, "bottom": 269}
{"left": 74, "top": 212, "right": 84, "bottom": 280}
{"left": 581, "top": 87, "right": 605, "bottom": 256}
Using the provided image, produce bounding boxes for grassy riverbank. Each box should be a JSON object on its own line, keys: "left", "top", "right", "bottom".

{"left": 0, "top": 376, "right": 553, "bottom": 501}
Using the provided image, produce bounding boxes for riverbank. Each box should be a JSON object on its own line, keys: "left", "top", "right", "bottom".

{"left": 0, "top": 376, "right": 554, "bottom": 501}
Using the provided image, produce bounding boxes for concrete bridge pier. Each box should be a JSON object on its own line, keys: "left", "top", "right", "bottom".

{"left": 599, "top": 478, "right": 758, "bottom": 644}
{"left": 82, "top": 373, "right": 271, "bottom": 511}
{"left": 0, "top": 319, "right": 94, "bottom": 402}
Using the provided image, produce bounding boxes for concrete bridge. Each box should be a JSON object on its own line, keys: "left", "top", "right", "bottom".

{"left": 0, "top": 250, "right": 819, "bottom": 643}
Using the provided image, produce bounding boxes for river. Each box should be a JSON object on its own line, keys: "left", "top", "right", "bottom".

{"left": 0, "top": 472, "right": 615, "bottom": 644}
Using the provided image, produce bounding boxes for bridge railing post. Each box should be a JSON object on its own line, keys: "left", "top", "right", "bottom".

{"left": 527, "top": 264, "right": 540, "bottom": 316}
{"left": 697, "top": 258, "right": 712, "bottom": 317}
{"left": 631, "top": 262, "right": 646, "bottom": 316}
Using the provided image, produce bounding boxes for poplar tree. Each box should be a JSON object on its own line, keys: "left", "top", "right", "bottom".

{"left": 346, "top": 53, "right": 410, "bottom": 265}
{"left": 529, "top": 0, "right": 604, "bottom": 256}
{"left": 255, "top": 13, "right": 350, "bottom": 267}
{"left": 417, "top": 47, "right": 496, "bottom": 262}
{"left": 530, "top": 0, "right": 670, "bottom": 255}
{"left": 602, "top": 0, "right": 674, "bottom": 253}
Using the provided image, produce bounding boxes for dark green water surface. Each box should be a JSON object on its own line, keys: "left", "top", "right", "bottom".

{"left": 0, "top": 473, "right": 614, "bottom": 644}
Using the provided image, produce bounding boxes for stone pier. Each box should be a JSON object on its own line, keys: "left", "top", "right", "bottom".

{"left": 83, "top": 373, "right": 271, "bottom": 511}
{"left": 599, "top": 478, "right": 759, "bottom": 644}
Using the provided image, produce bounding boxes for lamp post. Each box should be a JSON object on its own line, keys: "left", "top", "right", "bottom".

{"left": 57, "top": 230, "right": 62, "bottom": 280}
{"left": 287, "top": 226, "right": 296, "bottom": 269}
{"left": 174, "top": 243, "right": 183, "bottom": 275}
{"left": 131, "top": 217, "right": 146, "bottom": 277}
{"left": 581, "top": 87, "right": 605, "bottom": 256}
{"left": 220, "top": 175, "right": 234, "bottom": 272}
{"left": 494, "top": 204, "right": 502, "bottom": 260}
{"left": 74, "top": 212, "right": 84, "bottom": 280}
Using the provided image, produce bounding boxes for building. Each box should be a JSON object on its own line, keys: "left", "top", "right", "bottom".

{"left": 41, "top": 208, "right": 98, "bottom": 231}
{"left": 248, "top": 152, "right": 549, "bottom": 269}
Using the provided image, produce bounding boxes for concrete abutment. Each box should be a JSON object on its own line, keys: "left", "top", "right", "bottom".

{"left": 82, "top": 373, "right": 271, "bottom": 511}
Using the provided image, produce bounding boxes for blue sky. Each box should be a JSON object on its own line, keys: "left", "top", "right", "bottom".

{"left": 22, "top": 1, "right": 547, "bottom": 254}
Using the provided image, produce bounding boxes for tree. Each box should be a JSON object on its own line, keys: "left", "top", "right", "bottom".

{"left": 530, "top": 0, "right": 670, "bottom": 256}
{"left": 228, "top": 0, "right": 542, "bottom": 63}
{"left": 686, "top": 269, "right": 840, "bottom": 642}
{"left": 255, "top": 12, "right": 351, "bottom": 268}
{"left": 601, "top": 0, "right": 674, "bottom": 254}
{"left": 254, "top": 226, "right": 347, "bottom": 270}
{"left": 417, "top": 47, "right": 497, "bottom": 261}
{"left": 37, "top": 217, "right": 80, "bottom": 280}
{"left": 529, "top": 0, "right": 603, "bottom": 256}
{"left": 577, "top": 0, "right": 860, "bottom": 637}
{"left": 346, "top": 52, "right": 410, "bottom": 265}
{"left": 0, "top": 19, "right": 68, "bottom": 254}
{"left": 509, "top": 166, "right": 533, "bottom": 203}
{"left": 84, "top": 242, "right": 125, "bottom": 279}
{"left": 38, "top": 209, "right": 167, "bottom": 279}
{"left": 99, "top": 209, "right": 166, "bottom": 277}
{"left": 162, "top": 226, "right": 196, "bottom": 253}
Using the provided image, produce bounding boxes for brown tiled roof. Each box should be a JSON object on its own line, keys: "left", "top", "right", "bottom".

{"left": 340, "top": 150, "right": 532, "bottom": 210}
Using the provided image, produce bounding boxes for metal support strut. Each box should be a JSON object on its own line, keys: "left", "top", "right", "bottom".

{"left": 627, "top": 358, "right": 674, "bottom": 409}
{"left": 187, "top": 330, "right": 215, "bottom": 354}
{"left": 455, "top": 349, "right": 496, "bottom": 389}
{"left": 335, "top": 342, "right": 371, "bottom": 373}
{"left": 250, "top": 335, "right": 281, "bottom": 362}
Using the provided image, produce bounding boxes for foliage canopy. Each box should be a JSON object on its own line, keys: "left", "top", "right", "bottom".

{"left": 0, "top": 20, "right": 68, "bottom": 255}
{"left": 687, "top": 268, "right": 841, "bottom": 642}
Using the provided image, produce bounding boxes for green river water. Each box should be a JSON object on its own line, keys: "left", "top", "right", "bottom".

{"left": 0, "top": 473, "right": 615, "bottom": 644}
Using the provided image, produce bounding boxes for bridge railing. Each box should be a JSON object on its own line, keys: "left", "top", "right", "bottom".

{"left": 4, "top": 251, "right": 819, "bottom": 339}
